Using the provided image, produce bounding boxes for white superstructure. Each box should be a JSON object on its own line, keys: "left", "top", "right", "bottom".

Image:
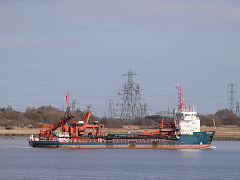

{"left": 174, "top": 107, "right": 200, "bottom": 135}
{"left": 174, "top": 84, "right": 201, "bottom": 135}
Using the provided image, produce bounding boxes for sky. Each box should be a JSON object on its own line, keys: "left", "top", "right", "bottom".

{"left": 0, "top": 0, "right": 240, "bottom": 116}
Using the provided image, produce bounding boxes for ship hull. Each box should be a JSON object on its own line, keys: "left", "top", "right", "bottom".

{"left": 29, "top": 131, "right": 215, "bottom": 149}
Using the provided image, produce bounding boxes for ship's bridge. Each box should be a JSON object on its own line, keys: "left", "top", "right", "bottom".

{"left": 174, "top": 106, "right": 201, "bottom": 135}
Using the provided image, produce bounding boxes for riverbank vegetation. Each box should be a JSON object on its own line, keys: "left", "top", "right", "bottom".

{"left": 0, "top": 105, "right": 240, "bottom": 130}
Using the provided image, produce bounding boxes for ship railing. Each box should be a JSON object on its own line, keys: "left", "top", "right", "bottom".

{"left": 37, "top": 137, "right": 59, "bottom": 141}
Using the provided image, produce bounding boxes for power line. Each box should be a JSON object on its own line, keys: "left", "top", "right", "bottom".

{"left": 228, "top": 83, "right": 240, "bottom": 116}
{"left": 228, "top": 83, "right": 235, "bottom": 111}
{"left": 117, "top": 69, "right": 147, "bottom": 123}
{"left": 107, "top": 99, "right": 116, "bottom": 119}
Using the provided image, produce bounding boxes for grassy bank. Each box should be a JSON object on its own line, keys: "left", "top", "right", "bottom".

{"left": 1, "top": 125, "right": 240, "bottom": 140}
{"left": 201, "top": 125, "right": 240, "bottom": 141}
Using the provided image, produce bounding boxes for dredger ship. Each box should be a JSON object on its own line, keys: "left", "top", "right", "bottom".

{"left": 29, "top": 85, "right": 215, "bottom": 149}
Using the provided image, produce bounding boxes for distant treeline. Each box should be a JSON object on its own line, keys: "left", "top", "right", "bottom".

{"left": 147, "top": 109, "right": 240, "bottom": 127}
{"left": 0, "top": 105, "right": 240, "bottom": 130}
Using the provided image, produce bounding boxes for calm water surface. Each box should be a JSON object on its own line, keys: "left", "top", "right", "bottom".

{"left": 0, "top": 137, "right": 239, "bottom": 180}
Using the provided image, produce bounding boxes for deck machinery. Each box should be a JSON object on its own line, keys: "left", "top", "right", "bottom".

{"left": 38, "top": 109, "right": 105, "bottom": 139}
{"left": 36, "top": 107, "right": 178, "bottom": 142}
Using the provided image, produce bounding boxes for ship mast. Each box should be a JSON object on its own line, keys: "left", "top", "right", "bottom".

{"left": 176, "top": 84, "right": 183, "bottom": 112}
{"left": 66, "top": 91, "right": 70, "bottom": 116}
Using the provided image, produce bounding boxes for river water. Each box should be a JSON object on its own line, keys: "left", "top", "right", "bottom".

{"left": 0, "top": 137, "right": 239, "bottom": 180}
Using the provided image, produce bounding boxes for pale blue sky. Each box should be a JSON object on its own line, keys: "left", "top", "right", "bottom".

{"left": 0, "top": 0, "right": 240, "bottom": 116}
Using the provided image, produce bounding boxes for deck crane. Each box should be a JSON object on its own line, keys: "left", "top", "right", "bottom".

{"left": 38, "top": 91, "right": 105, "bottom": 138}
{"left": 39, "top": 91, "right": 75, "bottom": 138}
